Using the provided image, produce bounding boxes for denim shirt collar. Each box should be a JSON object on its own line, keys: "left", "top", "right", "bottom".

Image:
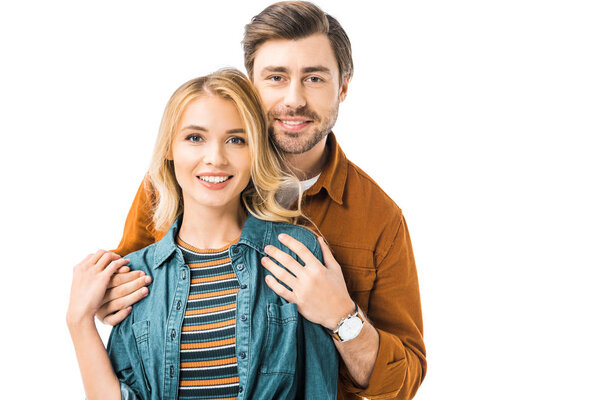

{"left": 152, "top": 213, "right": 271, "bottom": 269}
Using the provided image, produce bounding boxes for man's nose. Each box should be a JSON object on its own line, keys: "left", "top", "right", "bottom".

{"left": 203, "top": 142, "right": 228, "bottom": 166}
{"left": 283, "top": 80, "right": 306, "bottom": 110}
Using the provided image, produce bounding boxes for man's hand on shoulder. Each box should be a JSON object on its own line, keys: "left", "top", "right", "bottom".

{"left": 95, "top": 266, "right": 152, "bottom": 326}
{"left": 261, "top": 234, "right": 354, "bottom": 330}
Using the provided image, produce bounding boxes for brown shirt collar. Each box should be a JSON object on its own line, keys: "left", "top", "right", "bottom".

{"left": 303, "top": 132, "right": 347, "bottom": 205}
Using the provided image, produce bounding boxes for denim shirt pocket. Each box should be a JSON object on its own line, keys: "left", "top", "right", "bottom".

{"left": 132, "top": 320, "right": 152, "bottom": 394}
{"left": 259, "top": 302, "right": 298, "bottom": 375}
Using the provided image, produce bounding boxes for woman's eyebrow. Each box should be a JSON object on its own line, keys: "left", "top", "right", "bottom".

{"left": 181, "top": 124, "right": 207, "bottom": 131}
{"left": 226, "top": 129, "right": 245, "bottom": 134}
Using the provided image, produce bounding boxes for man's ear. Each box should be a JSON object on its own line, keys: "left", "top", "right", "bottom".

{"left": 338, "top": 74, "right": 350, "bottom": 103}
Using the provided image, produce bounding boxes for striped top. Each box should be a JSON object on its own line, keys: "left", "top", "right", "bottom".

{"left": 177, "top": 237, "right": 241, "bottom": 400}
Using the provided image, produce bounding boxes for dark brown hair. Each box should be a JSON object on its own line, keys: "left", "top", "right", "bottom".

{"left": 243, "top": 1, "right": 353, "bottom": 85}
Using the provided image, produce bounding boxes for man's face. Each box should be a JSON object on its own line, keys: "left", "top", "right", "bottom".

{"left": 252, "top": 34, "right": 348, "bottom": 154}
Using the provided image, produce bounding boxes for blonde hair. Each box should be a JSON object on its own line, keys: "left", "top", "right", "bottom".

{"left": 148, "top": 68, "right": 303, "bottom": 232}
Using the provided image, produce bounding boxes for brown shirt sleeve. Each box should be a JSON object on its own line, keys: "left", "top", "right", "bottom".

{"left": 339, "top": 213, "right": 426, "bottom": 399}
{"left": 112, "top": 176, "right": 164, "bottom": 256}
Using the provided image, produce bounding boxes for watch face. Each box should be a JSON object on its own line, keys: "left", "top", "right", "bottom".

{"left": 339, "top": 315, "right": 363, "bottom": 341}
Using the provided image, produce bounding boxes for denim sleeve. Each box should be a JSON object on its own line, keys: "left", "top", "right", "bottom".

{"left": 106, "top": 319, "right": 145, "bottom": 399}
{"left": 297, "top": 238, "right": 339, "bottom": 399}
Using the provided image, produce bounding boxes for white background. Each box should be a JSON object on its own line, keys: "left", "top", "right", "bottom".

{"left": 1, "top": 1, "right": 599, "bottom": 399}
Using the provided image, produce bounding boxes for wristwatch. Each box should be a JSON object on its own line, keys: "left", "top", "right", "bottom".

{"left": 329, "top": 301, "right": 365, "bottom": 342}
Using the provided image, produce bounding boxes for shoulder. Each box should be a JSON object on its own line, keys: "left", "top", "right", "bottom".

{"left": 268, "top": 221, "right": 320, "bottom": 255}
{"left": 123, "top": 242, "right": 159, "bottom": 275}
{"left": 342, "top": 158, "right": 404, "bottom": 227}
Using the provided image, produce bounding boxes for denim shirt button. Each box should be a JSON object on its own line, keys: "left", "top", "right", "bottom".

{"left": 176, "top": 300, "right": 182, "bottom": 310}
{"left": 232, "top": 247, "right": 240, "bottom": 255}
{"left": 239, "top": 386, "right": 243, "bottom": 393}
{"left": 239, "top": 352, "right": 246, "bottom": 359}
{"left": 236, "top": 264, "right": 244, "bottom": 271}
{"left": 240, "top": 284, "right": 247, "bottom": 289}
{"left": 169, "top": 365, "right": 174, "bottom": 378}
{"left": 171, "top": 329, "right": 176, "bottom": 340}
{"left": 181, "top": 270, "right": 187, "bottom": 280}
{"left": 240, "top": 314, "right": 247, "bottom": 321}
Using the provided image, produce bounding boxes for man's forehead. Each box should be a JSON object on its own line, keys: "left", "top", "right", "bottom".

{"left": 253, "top": 34, "right": 338, "bottom": 73}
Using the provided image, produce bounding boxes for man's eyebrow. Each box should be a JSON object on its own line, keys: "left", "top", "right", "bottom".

{"left": 259, "top": 66, "right": 332, "bottom": 76}
{"left": 302, "top": 66, "right": 332, "bottom": 75}
{"left": 261, "top": 66, "right": 290, "bottom": 74}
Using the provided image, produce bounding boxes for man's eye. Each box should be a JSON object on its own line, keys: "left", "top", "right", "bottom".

{"left": 186, "top": 134, "right": 203, "bottom": 143}
{"left": 227, "top": 137, "right": 246, "bottom": 145}
{"left": 307, "top": 76, "right": 322, "bottom": 83}
{"left": 269, "top": 75, "right": 283, "bottom": 82}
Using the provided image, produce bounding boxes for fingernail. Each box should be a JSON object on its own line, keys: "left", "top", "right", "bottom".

{"left": 264, "top": 245, "right": 272, "bottom": 253}
{"left": 126, "top": 306, "right": 133, "bottom": 311}
{"left": 278, "top": 233, "right": 287, "bottom": 240}
{"left": 141, "top": 287, "right": 149, "bottom": 295}
{"left": 139, "top": 271, "right": 145, "bottom": 277}
{"left": 144, "top": 276, "right": 152, "bottom": 284}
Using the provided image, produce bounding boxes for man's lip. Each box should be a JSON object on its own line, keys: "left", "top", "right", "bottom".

{"left": 275, "top": 117, "right": 312, "bottom": 122}
{"left": 276, "top": 119, "right": 312, "bottom": 132}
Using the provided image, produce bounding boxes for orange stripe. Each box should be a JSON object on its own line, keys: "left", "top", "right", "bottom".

{"left": 188, "top": 288, "right": 238, "bottom": 300}
{"left": 180, "top": 337, "right": 235, "bottom": 349}
{"left": 191, "top": 272, "right": 237, "bottom": 284}
{"left": 177, "top": 237, "right": 240, "bottom": 253}
{"left": 181, "top": 357, "right": 238, "bottom": 368}
{"left": 180, "top": 376, "right": 239, "bottom": 386}
{"left": 189, "top": 258, "right": 231, "bottom": 268}
{"left": 182, "top": 318, "right": 235, "bottom": 332}
{"left": 185, "top": 303, "right": 236, "bottom": 316}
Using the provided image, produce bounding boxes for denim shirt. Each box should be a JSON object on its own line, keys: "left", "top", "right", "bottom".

{"left": 106, "top": 215, "right": 338, "bottom": 400}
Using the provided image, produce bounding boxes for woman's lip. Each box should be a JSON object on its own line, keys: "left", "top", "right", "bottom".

{"left": 196, "top": 175, "right": 233, "bottom": 190}
{"left": 276, "top": 119, "right": 312, "bottom": 132}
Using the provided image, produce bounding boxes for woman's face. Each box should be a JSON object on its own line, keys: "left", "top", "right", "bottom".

{"left": 171, "top": 95, "right": 251, "bottom": 213}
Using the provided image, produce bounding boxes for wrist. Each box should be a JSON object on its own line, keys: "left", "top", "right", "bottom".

{"left": 66, "top": 311, "right": 95, "bottom": 331}
{"left": 325, "top": 296, "right": 356, "bottom": 331}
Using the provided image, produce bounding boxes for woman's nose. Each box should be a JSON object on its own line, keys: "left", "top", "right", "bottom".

{"left": 203, "top": 142, "right": 228, "bottom": 166}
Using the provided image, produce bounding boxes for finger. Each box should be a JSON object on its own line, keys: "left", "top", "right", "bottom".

{"left": 97, "top": 286, "right": 149, "bottom": 318}
{"left": 87, "top": 249, "right": 107, "bottom": 267}
{"left": 264, "top": 244, "right": 303, "bottom": 276}
{"left": 108, "top": 270, "right": 145, "bottom": 289}
{"left": 318, "top": 236, "right": 340, "bottom": 270}
{"left": 261, "top": 256, "right": 298, "bottom": 288}
{"left": 277, "top": 234, "right": 320, "bottom": 267}
{"left": 117, "top": 266, "right": 131, "bottom": 274}
{"left": 264, "top": 275, "right": 295, "bottom": 303}
{"left": 101, "top": 306, "right": 133, "bottom": 326}
{"left": 104, "top": 258, "right": 131, "bottom": 276}
{"left": 93, "top": 252, "right": 121, "bottom": 272}
{"left": 103, "top": 274, "right": 152, "bottom": 304}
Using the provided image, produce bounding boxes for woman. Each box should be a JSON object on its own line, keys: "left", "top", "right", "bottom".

{"left": 67, "top": 69, "right": 338, "bottom": 400}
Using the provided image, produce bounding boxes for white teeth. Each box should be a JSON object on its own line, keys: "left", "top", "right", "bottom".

{"left": 281, "top": 120, "right": 306, "bottom": 125}
{"left": 198, "top": 176, "right": 230, "bottom": 184}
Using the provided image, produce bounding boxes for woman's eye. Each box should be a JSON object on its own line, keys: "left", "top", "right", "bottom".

{"left": 227, "top": 137, "right": 246, "bottom": 145}
{"left": 186, "top": 134, "right": 203, "bottom": 143}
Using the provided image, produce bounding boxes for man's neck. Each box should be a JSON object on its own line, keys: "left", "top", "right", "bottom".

{"left": 285, "top": 135, "right": 329, "bottom": 181}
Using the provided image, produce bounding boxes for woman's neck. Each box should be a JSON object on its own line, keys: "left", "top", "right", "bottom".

{"left": 178, "top": 202, "right": 246, "bottom": 250}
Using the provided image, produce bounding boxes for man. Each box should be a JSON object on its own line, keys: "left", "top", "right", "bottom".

{"left": 99, "top": 2, "right": 426, "bottom": 399}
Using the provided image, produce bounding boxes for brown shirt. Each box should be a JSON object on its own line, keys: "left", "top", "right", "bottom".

{"left": 113, "top": 133, "right": 426, "bottom": 400}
